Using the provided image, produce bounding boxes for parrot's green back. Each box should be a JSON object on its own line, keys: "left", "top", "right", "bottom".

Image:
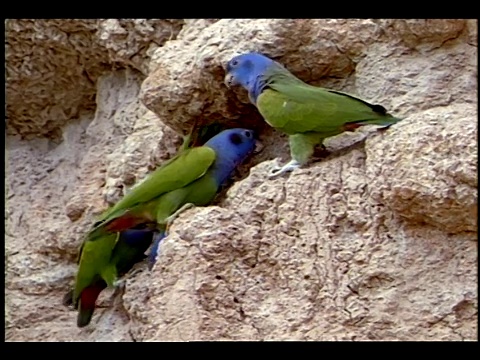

{"left": 94, "top": 147, "right": 216, "bottom": 229}
{"left": 135, "top": 165, "right": 220, "bottom": 227}
{"left": 73, "top": 232, "right": 118, "bottom": 301}
{"left": 71, "top": 238, "right": 117, "bottom": 328}
{"left": 257, "top": 65, "right": 401, "bottom": 136}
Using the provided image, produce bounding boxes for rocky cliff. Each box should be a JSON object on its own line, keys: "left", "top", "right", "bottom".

{"left": 5, "top": 19, "right": 477, "bottom": 341}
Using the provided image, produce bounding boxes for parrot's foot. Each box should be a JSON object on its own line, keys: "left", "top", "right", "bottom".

{"left": 166, "top": 203, "right": 195, "bottom": 228}
{"left": 103, "top": 279, "right": 126, "bottom": 306}
{"left": 109, "top": 280, "right": 127, "bottom": 306}
{"left": 268, "top": 159, "right": 301, "bottom": 178}
{"left": 113, "top": 279, "right": 126, "bottom": 290}
{"left": 128, "top": 268, "right": 143, "bottom": 278}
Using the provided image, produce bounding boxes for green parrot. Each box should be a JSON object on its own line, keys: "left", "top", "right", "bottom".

{"left": 224, "top": 52, "right": 402, "bottom": 177}
{"left": 68, "top": 128, "right": 256, "bottom": 327}
{"left": 63, "top": 227, "right": 157, "bottom": 326}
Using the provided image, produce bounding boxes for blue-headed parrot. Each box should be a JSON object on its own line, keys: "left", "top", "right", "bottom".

{"left": 67, "top": 128, "right": 256, "bottom": 327}
{"left": 224, "top": 52, "right": 401, "bottom": 177}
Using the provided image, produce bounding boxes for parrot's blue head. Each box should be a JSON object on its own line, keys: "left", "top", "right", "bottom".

{"left": 225, "top": 52, "right": 275, "bottom": 103}
{"left": 205, "top": 128, "right": 256, "bottom": 185}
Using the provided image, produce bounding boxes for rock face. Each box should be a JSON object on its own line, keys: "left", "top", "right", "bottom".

{"left": 6, "top": 19, "right": 183, "bottom": 139}
{"left": 5, "top": 19, "right": 477, "bottom": 341}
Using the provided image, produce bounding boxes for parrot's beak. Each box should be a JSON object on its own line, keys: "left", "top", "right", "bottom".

{"left": 224, "top": 73, "right": 235, "bottom": 89}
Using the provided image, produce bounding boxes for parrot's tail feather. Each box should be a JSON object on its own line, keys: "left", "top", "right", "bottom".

{"left": 375, "top": 116, "right": 403, "bottom": 126}
{"left": 76, "top": 281, "right": 107, "bottom": 328}
{"left": 343, "top": 116, "right": 402, "bottom": 132}
{"left": 77, "top": 307, "right": 95, "bottom": 328}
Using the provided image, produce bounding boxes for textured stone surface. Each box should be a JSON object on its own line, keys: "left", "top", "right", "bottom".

{"left": 365, "top": 104, "right": 477, "bottom": 234}
{"left": 5, "top": 19, "right": 477, "bottom": 341}
{"left": 376, "top": 19, "right": 466, "bottom": 49}
{"left": 5, "top": 19, "right": 183, "bottom": 139}
{"left": 125, "top": 158, "right": 477, "bottom": 341}
{"left": 5, "top": 69, "right": 183, "bottom": 341}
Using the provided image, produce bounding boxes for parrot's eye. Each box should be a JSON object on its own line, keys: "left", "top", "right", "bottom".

{"left": 229, "top": 133, "right": 243, "bottom": 145}
{"left": 244, "top": 130, "right": 253, "bottom": 138}
{"left": 231, "top": 59, "right": 239, "bottom": 67}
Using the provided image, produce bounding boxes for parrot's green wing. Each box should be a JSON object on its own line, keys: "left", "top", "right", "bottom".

{"left": 73, "top": 232, "right": 119, "bottom": 300}
{"left": 257, "top": 66, "right": 399, "bottom": 135}
{"left": 96, "top": 146, "right": 217, "bottom": 225}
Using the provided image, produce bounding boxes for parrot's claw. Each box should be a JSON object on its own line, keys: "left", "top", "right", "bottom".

{"left": 109, "top": 280, "right": 127, "bottom": 305}
{"left": 107, "top": 279, "right": 126, "bottom": 304}
{"left": 268, "top": 159, "right": 301, "bottom": 178}
{"left": 113, "top": 279, "right": 126, "bottom": 289}
{"left": 128, "top": 268, "right": 143, "bottom": 278}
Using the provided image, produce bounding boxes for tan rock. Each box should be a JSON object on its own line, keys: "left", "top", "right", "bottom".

{"left": 465, "top": 19, "right": 477, "bottom": 46}
{"left": 376, "top": 19, "right": 466, "bottom": 49}
{"left": 5, "top": 68, "right": 182, "bottom": 341}
{"left": 126, "top": 159, "right": 477, "bottom": 341}
{"left": 5, "top": 19, "right": 183, "bottom": 139}
{"left": 5, "top": 19, "right": 477, "bottom": 341}
{"left": 365, "top": 104, "right": 477, "bottom": 234}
